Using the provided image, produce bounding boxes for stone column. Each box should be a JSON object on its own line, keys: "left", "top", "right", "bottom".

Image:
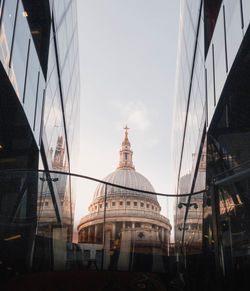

{"left": 84, "top": 228, "right": 88, "bottom": 243}
{"left": 112, "top": 223, "right": 116, "bottom": 240}
{"left": 88, "top": 227, "right": 91, "bottom": 243}
{"left": 122, "top": 221, "right": 125, "bottom": 229}
{"left": 117, "top": 229, "right": 132, "bottom": 271}
{"left": 132, "top": 222, "right": 135, "bottom": 228}
{"left": 153, "top": 229, "right": 158, "bottom": 241}
{"left": 81, "top": 231, "right": 84, "bottom": 242}
{"left": 103, "top": 230, "right": 111, "bottom": 269}
{"left": 78, "top": 231, "right": 81, "bottom": 243}
{"left": 167, "top": 231, "right": 170, "bottom": 256}
{"left": 52, "top": 227, "right": 68, "bottom": 270}
{"left": 161, "top": 228, "right": 165, "bottom": 243}
{"left": 94, "top": 224, "right": 98, "bottom": 243}
{"left": 90, "top": 225, "right": 95, "bottom": 242}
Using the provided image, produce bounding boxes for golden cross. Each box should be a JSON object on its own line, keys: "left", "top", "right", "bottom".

{"left": 124, "top": 125, "right": 130, "bottom": 138}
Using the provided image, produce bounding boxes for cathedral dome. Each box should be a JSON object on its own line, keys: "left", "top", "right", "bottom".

{"left": 93, "top": 168, "right": 158, "bottom": 202}
{"left": 92, "top": 126, "right": 158, "bottom": 204}
{"left": 78, "top": 127, "right": 172, "bottom": 256}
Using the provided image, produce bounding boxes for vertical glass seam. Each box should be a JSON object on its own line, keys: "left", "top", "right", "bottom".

{"left": 0, "top": 0, "right": 5, "bottom": 35}
{"left": 181, "top": 126, "right": 206, "bottom": 250}
{"left": 212, "top": 43, "right": 216, "bottom": 106}
{"left": 53, "top": 0, "right": 73, "bottom": 35}
{"left": 61, "top": 27, "right": 76, "bottom": 73}
{"left": 205, "top": 68, "right": 208, "bottom": 127}
{"left": 176, "top": 0, "right": 203, "bottom": 192}
{"left": 39, "top": 89, "right": 46, "bottom": 147}
{"left": 64, "top": 45, "right": 78, "bottom": 102}
{"left": 9, "top": 0, "right": 19, "bottom": 68}
{"left": 33, "top": 71, "right": 40, "bottom": 131}
{"left": 222, "top": 5, "right": 228, "bottom": 73}
{"left": 51, "top": 13, "right": 71, "bottom": 171}
{"left": 22, "top": 38, "right": 31, "bottom": 103}
{"left": 240, "top": 0, "right": 244, "bottom": 29}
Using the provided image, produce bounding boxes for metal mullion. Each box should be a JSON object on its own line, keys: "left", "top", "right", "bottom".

{"left": 101, "top": 183, "right": 107, "bottom": 270}
{"left": 205, "top": 68, "right": 208, "bottom": 127}
{"left": 39, "top": 89, "right": 46, "bottom": 146}
{"left": 33, "top": 71, "right": 40, "bottom": 131}
{"left": 212, "top": 43, "right": 216, "bottom": 106}
{"left": 22, "top": 39, "right": 31, "bottom": 103}
{"left": 240, "top": 0, "right": 244, "bottom": 29}
{"left": 9, "top": 0, "right": 19, "bottom": 68}
{"left": 0, "top": 0, "right": 5, "bottom": 34}
{"left": 222, "top": 5, "right": 228, "bottom": 73}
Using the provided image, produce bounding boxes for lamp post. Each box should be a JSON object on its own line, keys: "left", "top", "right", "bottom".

{"left": 178, "top": 201, "right": 198, "bottom": 259}
{"left": 101, "top": 183, "right": 107, "bottom": 270}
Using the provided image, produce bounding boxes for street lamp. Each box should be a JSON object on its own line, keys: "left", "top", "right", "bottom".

{"left": 178, "top": 202, "right": 198, "bottom": 209}
{"left": 178, "top": 225, "right": 188, "bottom": 231}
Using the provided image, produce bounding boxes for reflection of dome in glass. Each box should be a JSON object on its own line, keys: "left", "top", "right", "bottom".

{"left": 93, "top": 168, "right": 158, "bottom": 202}
{"left": 92, "top": 126, "right": 158, "bottom": 204}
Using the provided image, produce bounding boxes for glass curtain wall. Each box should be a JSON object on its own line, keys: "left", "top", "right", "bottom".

{"left": 206, "top": 25, "right": 250, "bottom": 288}
{"left": 173, "top": 0, "right": 250, "bottom": 289}
{"left": 172, "top": 0, "right": 206, "bottom": 261}
{"left": 0, "top": 0, "right": 80, "bottom": 274}
{"left": 39, "top": 0, "right": 80, "bottom": 255}
{"left": 0, "top": 169, "right": 174, "bottom": 279}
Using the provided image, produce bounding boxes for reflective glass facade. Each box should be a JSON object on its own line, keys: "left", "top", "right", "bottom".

{"left": 0, "top": 0, "right": 79, "bottom": 273}
{"left": 173, "top": 0, "right": 250, "bottom": 289}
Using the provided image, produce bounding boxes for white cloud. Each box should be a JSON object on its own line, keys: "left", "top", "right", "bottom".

{"left": 128, "top": 108, "right": 151, "bottom": 130}
{"left": 113, "top": 100, "right": 151, "bottom": 131}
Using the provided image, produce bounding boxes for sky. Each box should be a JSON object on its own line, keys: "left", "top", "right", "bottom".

{"left": 73, "top": 0, "right": 180, "bottom": 241}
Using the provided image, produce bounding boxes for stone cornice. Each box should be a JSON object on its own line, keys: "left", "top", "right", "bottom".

{"left": 78, "top": 209, "right": 171, "bottom": 231}
{"left": 92, "top": 193, "right": 160, "bottom": 206}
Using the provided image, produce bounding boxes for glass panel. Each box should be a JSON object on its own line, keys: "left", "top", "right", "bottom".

{"left": 10, "top": 1, "right": 30, "bottom": 100}
{"left": 23, "top": 42, "right": 40, "bottom": 126}
{"left": 224, "top": 0, "right": 243, "bottom": 71}
{"left": 213, "top": 8, "right": 227, "bottom": 101}
{"left": 242, "top": 0, "right": 250, "bottom": 33}
{"left": 33, "top": 75, "right": 46, "bottom": 142}
{"left": 0, "top": 171, "right": 39, "bottom": 272}
{"left": 0, "top": 170, "right": 98, "bottom": 273}
{"left": 0, "top": 0, "right": 17, "bottom": 70}
{"left": 206, "top": 45, "right": 215, "bottom": 125}
{"left": 206, "top": 39, "right": 250, "bottom": 287}
{"left": 75, "top": 178, "right": 105, "bottom": 270}
{"left": 53, "top": 0, "right": 67, "bottom": 29}
{"left": 183, "top": 146, "right": 206, "bottom": 256}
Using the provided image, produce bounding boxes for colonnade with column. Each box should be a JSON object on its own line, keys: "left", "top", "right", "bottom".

{"left": 78, "top": 220, "right": 170, "bottom": 247}
{"left": 78, "top": 223, "right": 103, "bottom": 244}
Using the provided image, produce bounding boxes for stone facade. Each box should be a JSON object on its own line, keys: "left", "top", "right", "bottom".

{"left": 77, "top": 128, "right": 172, "bottom": 271}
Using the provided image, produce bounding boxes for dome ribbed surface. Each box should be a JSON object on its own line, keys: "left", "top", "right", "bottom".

{"left": 93, "top": 169, "right": 157, "bottom": 202}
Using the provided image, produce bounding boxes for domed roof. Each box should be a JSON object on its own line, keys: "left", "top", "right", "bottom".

{"left": 92, "top": 127, "right": 158, "bottom": 203}
{"left": 93, "top": 168, "right": 158, "bottom": 202}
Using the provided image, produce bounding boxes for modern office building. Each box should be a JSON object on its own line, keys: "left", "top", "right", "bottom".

{"left": 173, "top": 0, "right": 250, "bottom": 288}
{"left": 0, "top": 0, "right": 80, "bottom": 273}
{"left": 78, "top": 129, "right": 171, "bottom": 272}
